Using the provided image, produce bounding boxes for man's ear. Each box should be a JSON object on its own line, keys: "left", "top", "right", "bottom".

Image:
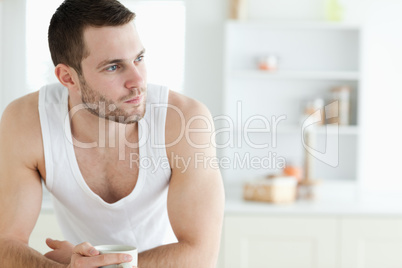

{"left": 54, "top": 64, "right": 80, "bottom": 92}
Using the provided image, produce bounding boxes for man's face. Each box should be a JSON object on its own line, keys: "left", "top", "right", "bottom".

{"left": 78, "top": 23, "right": 147, "bottom": 124}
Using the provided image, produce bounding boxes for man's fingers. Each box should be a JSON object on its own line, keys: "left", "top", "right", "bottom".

{"left": 70, "top": 242, "right": 132, "bottom": 267}
{"left": 71, "top": 252, "right": 133, "bottom": 267}
{"left": 73, "top": 242, "right": 99, "bottom": 257}
{"left": 90, "top": 253, "right": 133, "bottom": 266}
{"left": 46, "top": 238, "right": 60, "bottom": 249}
{"left": 43, "top": 251, "right": 53, "bottom": 259}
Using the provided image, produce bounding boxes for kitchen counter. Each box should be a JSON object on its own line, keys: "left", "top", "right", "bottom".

{"left": 224, "top": 180, "right": 402, "bottom": 217}
{"left": 221, "top": 180, "right": 402, "bottom": 268}
{"left": 41, "top": 180, "right": 402, "bottom": 217}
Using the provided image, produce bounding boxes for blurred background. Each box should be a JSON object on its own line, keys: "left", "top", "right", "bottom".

{"left": 1, "top": 0, "right": 402, "bottom": 267}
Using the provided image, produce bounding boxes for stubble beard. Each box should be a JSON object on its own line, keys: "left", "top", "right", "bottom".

{"left": 79, "top": 75, "right": 146, "bottom": 124}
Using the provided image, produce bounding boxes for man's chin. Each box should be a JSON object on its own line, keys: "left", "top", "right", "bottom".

{"left": 122, "top": 115, "right": 144, "bottom": 124}
{"left": 112, "top": 111, "right": 146, "bottom": 124}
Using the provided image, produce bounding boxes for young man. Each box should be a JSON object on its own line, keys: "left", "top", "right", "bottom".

{"left": 0, "top": 0, "right": 224, "bottom": 267}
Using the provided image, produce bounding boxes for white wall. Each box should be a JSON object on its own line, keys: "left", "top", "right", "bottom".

{"left": 358, "top": 0, "right": 402, "bottom": 194}
{"left": 0, "top": 0, "right": 26, "bottom": 115}
{"left": 183, "top": 0, "right": 225, "bottom": 117}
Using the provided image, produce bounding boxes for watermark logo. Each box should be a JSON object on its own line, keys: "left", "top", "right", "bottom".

{"left": 63, "top": 100, "right": 340, "bottom": 170}
{"left": 301, "top": 101, "right": 339, "bottom": 167}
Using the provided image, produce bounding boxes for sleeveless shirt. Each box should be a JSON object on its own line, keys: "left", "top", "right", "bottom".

{"left": 38, "top": 83, "right": 176, "bottom": 252}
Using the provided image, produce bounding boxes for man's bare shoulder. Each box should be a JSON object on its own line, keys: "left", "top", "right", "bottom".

{"left": 167, "top": 90, "right": 212, "bottom": 120}
{"left": 165, "top": 90, "right": 214, "bottom": 152}
{"left": 1, "top": 91, "right": 41, "bottom": 132}
{"left": 0, "top": 92, "right": 43, "bottom": 166}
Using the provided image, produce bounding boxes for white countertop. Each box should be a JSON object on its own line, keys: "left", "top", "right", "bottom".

{"left": 41, "top": 180, "right": 402, "bottom": 217}
{"left": 224, "top": 180, "right": 402, "bottom": 217}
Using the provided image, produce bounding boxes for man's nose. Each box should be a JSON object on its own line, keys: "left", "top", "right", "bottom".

{"left": 124, "top": 64, "right": 145, "bottom": 90}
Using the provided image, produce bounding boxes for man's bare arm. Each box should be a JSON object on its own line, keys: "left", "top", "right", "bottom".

{"left": 0, "top": 235, "right": 66, "bottom": 268}
{"left": 0, "top": 95, "right": 65, "bottom": 267}
{"left": 138, "top": 92, "right": 225, "bottom": 267}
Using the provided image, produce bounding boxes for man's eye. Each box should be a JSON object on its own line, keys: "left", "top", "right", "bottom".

{"left": 106, "top": 65, "right": 118, "bottom": 71}
{"left": 135, "top": 55, "right": 144, "bottom": 62}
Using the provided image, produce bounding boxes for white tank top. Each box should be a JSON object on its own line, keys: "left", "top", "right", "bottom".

{"left": 38, "top": 83, "right": 176, "bottom": 252}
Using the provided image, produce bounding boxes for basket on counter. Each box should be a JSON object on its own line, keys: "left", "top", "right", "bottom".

{"left": 243, "top": 176, "right": 297, "bottom": 204}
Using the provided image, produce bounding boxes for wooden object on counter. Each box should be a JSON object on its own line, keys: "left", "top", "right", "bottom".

{"left": 229, "top": 0, "right": 247, "bottom": 20}
{"left": 301, "top": 126, "right": 320, "bottom": 200}
{"left": 298, "top": 179, "right": 320, "bottom": 200}
{"left": 243, "top": 177, "right": 297, "bottom": 204}
{"left": 304, "top": 128, "right": 314, "bottom": 182}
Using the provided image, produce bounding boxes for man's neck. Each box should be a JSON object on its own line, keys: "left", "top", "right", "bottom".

{"left": 68, "top": 101, "right": 138, "bottom": 150}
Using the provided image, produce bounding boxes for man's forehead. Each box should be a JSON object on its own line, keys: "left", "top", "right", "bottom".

{"left": 82, "top": 23, "right": 142, "bottom": 61}
{"left": 83, "top": 22, "right": 137, "bottom": 40}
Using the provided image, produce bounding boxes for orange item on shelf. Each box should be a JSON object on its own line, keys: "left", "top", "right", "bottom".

{"left": 283, "top": 165, "right": 303, "bottom": 183}
{"left": 258, "top": 55, "right": 278, "bottom": 71}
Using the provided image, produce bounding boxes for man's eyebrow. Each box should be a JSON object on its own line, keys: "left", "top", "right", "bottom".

{"left": 96, "top": 49, "right": 146, "bottom": 70}
{"left": 96, "top": 59, "right": 123, "bottom": 70}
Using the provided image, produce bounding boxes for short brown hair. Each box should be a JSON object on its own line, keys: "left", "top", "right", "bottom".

{"left": 48, "top": 0, "right": 135, "bottom": 74}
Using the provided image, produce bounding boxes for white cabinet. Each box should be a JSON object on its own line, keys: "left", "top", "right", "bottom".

{"left": 221, "top": 20, "right": 361, "bottom": 182}
{"left": 219, "top": 214, "right": 402, "bottom": 268}
{"left": 341, "top": 217, "right": 402, "bottom": 268}
{"left": 221, "top": 215, "right": 339, "bottom": 268}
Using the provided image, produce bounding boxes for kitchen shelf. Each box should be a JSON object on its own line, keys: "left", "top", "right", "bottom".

{"left": 223, "top": 17, "right": 361, "bottom": 182}
{"left": 307, "top": 125, "right": 359, "bottom": 135}
{"left": 226, "top": 20, "right": 361, "bottom": 31}
{"left": 229, "top": 70, "right": 360, "bottom": 81}
{"left": 236, "top": 125, "right": 359, "bottom": 135}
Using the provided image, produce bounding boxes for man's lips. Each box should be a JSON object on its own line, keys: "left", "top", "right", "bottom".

{"left": 124, "top": 95, "right": 143, "bottom": 105}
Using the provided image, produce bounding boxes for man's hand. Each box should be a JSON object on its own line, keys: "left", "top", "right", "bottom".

{"left": 65, "top": 242, "right": 134, "bottom": 268}
{"left": 44, "top": 238, "right": 74, "bottom": 264}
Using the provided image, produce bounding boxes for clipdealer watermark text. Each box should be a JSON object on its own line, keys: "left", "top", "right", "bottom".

{"left": 130, "top": 152, "right": 286, "bottom": 173}
{"left": 65, "top": 100, "right": 341, "bottom": 167}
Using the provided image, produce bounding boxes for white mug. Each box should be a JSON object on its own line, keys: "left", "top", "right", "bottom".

{"left": 94, "top": 245, "right": 138, "bottom": 268}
